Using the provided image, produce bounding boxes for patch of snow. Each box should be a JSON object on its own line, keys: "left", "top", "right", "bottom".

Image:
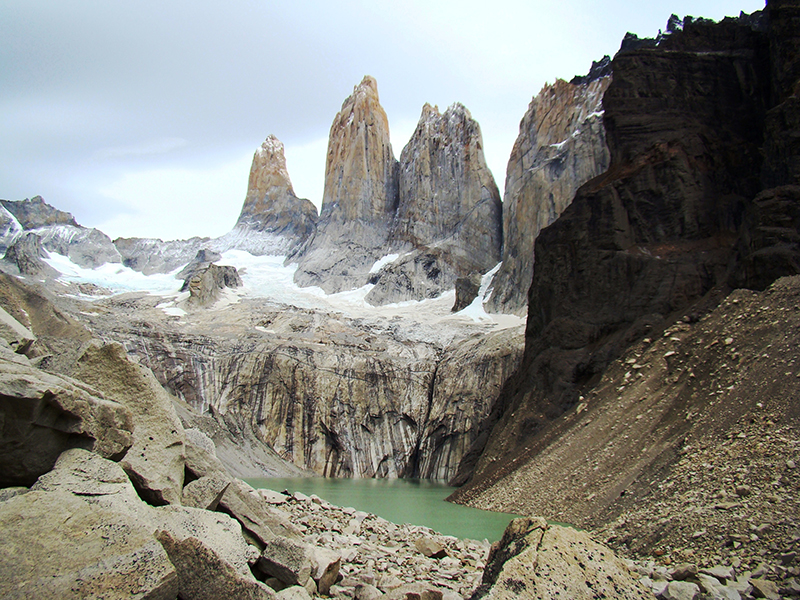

{"left": 369, "top": 253, "right": 401, "bottom": 274}
{"left": 162, "top": 306, "right": 187, "bottom": 317}
{"left": 43, "top": 251, "right": 184, "bottom": 295}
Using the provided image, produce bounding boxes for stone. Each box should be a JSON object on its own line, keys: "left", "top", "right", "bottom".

{"left": 355, "top": 583, "right": 386, "bottom": 600}
{"left": 0, "top": 490, "right": 178, "bottom": 600}
{"left": 75, "top": 341, "right": 186, "bottom": 506}
{"left": 153, "top": 504, "right": 259, "bottom": 578}
{"left": 260, "top": 488, "right": 290, "bottom": 504}
{"left": 181, "top": 474, "right": 229, "bottom": 510}
{"left": 698, "top": 574, "right": 742, "bottom": 600}
{"left": 750, "top": 578, "right": 781, "bottom": 599}
{"left": 470, "top": 517, "right": 651, "bottom": 599}
{"left": 0, "top": 351, "right": 133, "bottom": 487}
{"left": 385, "top": 583, "right": 446, "bottom": 600}
{"left": 415, "top": 537, "right": 448, "bottom": 559}
{"left": 257, "top": 536, "right": 313, "bottom": 586}
{"left": 377, "top": 575, "right": 405, "bottom": 592}
{"left": 156, "top": 530, "right": 275, "bottom": 600}
{"left": 672, "top": 563, "right": 699, "bottom": 580}
{"left": 661, "top": 580, "right": 701, "bottom": 600}
{"left": 276, "top": 585, "right": 313, "bottom": 600}
{"left": 219, "top": 479, "right": 301, "bottom": 547}
{"left": 703, "top": 565, "right": 736, "bottom": 582}
{"left": 309, "top": 545, "right": 342, "bottom": 595}
{"left": 0, "top": 305, "right": 35, "bottom": 354}
{"left": 0, "top": 486, "right": 27, "bottom": 502}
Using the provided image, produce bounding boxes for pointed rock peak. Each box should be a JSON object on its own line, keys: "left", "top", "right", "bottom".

{"left": 247, "top": 134, "right": 294, "bottom": 198}
{"left": 353, "top": 75, "right": 380, "bottom": 101}
{"left": 444, "top": 102, "right": 471, "bottom": 120}
{"left": 420, "top": 103, "right": 441, "bottom": 119}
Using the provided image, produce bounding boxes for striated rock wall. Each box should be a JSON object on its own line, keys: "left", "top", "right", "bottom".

{"left": 485, "top": 72, "right": 611, "bottom": 315}
{"left": 293, "top": 76, "right": 399, "bottom": 293}
{"left": 81, "top": 293, "right": 523, "bottom": 480}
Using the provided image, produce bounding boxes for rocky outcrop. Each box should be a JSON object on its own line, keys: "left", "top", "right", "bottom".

{"left": 0, "top": 196, "right": 77, "bottom": 230}
{"left": 453, "top": 11, "right": 774, "bottom": 496}
{"left": 0, "top": 345, "right": 134, "bottom": 487}
{"left": 2, "top": 232, "right": 57, "bottom": 276}
{"left": 293, "top": 76, "right": 399, "bottom": 293}
{"left": 231, "top": 135, "right": 317, "bottom": 255}
{"left": 452, "top": 273, "right": 482, "bottom": 313}
{"left": 485, "top": 71, "right": 611, "bottom": 315}
{"left": 364, "top": 104, "right": 501, "bottom": 305}
{"left": 114, "top": 236, "right": 210, "bottom": 275}
{"left": 470, "top": 517, "right": 651, "bottom": 600}
{"left": 185, "top": 263, "right": 242, "bottom": 306}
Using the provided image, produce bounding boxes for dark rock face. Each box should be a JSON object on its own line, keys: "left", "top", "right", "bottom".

{"left": 455, "top": 11, "right": 783, "bottom": 491}
{"left": 0, "top": 196, "right": 77, "bottom": 230}
{"left": 452, "top": 273, "right": 482, "bottom": 313}
{"left": 485, "top": 74, "right": 611, "bottom": 315}
{"left": 115, "top": 236, "right": 209, "bottom": 276}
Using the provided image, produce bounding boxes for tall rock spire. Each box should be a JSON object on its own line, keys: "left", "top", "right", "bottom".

{"left": 292, "top": 76, "right": 399, "bottom": 293}
{"left": 363, "top": 102, "right": 502, "bottom": 305}
{"left": 228, "top": 134, "right": 317, "bottom": 255}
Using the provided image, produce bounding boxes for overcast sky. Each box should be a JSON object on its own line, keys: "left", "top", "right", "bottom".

{"left": 1, "top": 0, "right": 766, "bottom": 241}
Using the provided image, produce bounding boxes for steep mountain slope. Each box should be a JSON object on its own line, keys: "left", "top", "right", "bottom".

{"left": 451, "top": 3, "right": 800, "bottom": 582}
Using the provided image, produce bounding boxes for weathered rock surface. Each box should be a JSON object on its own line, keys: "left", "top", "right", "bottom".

{"left": 0, "top": 195, "right": 77, "bottom": 230}
{"left": 2, "top": 231, "right": 57, "bottom": 276}
{"left": 470, "top": 517, "right": 651, "bottom": 600}
{"left": 114, "top": 235, "right": 210, "bottom": 275}
{"left": 293, "top": 76, "right": 399, "bottom": 293}
{"left": 364, "top": 103, "right": 502, "bottom": 305}
{"left": 452, "top": 273, "right": 482, "bottom": 313}
{"left": 0, "top": 346, "right": 133, "bottom": 486}
{"left": 0, "top": 489, "right": 179, "bottom": 600}
{"left": 485, "top": 72, "right": 611, "bottom": 315}
{"left": 74, "top": 341, "right": 186, "bottom": 506}
{"left": 231, "top": 134, "right": 317, "bottom": 255}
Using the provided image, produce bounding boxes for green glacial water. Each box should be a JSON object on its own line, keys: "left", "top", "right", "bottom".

{"left": 247, "top": 478, "right": 521, "bottom": 543}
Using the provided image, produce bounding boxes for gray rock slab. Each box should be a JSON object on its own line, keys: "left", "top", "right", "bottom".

{"left": 182, "top": 474, "right": 229, "bottom": 510}
{"left": 258, "top": 536, "right": 313, "bottom": 586}
{"left": 156, "top": 529, "right": 275, "bottom": 600}
{"left": 0, "top": 489, "right": 178, "bottom": 600}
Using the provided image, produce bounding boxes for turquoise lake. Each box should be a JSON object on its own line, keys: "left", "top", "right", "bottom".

{"left": 246, "top": 478, "right": 521, "bottom": 542}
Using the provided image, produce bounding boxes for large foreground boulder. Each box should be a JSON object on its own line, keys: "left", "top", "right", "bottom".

{"left": 470, "top": 517, "right": 651, "bottom": 600}
{"left": 0, "top": 489, "right": 178, "bottom": 600}
{"left": 75, "top": 341, "right": 186, "bottom": 505}
{"left": 0, "top": 346, "right": 133, "bottom": 486}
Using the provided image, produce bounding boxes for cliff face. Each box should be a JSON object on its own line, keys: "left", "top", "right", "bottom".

{"left": 364, "top": 103, "right": 502, "bottom": 306}
{"left": 454, "top": 11, "right": 779, "bottom": 494}
{"left": 78, "top": 292, "right": 523, "bottom": 481}
{"left": 230, "top": 135, "right": 317, "bottom": 255}
{"left": 485, "top": 72, "right": 611, "bottom": 315}
{"left": 292, "top": 76, "right": 399, "bottom": 293}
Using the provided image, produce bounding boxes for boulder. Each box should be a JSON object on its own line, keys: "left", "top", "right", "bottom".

{"left": 182, "top": 474, "right": 229, "bottom": 510}
{"left": 75, "top": 341, "right": 186, "bottom": 506}
{"left": 452, "top": 273, "right": 482, "bottom": 312}
{"left": 0, "top": 350, "right": 133, "bottom": 486}
{"left": 0, "top": 489, "right": 178, "bottom": 600}
{"left": 186, "top": 263, "right": 242, "bottom": 306}
{"left": 156, "top": 530, "right": 276, "bottom": 600}
{"left": 415, "top": 536, "right": 448, "bottom": 559}
{"left": 0, "top": 305, "right": 35, "bottom": 354}
{"left": 661, "top": 581, "right": 701, "bottom": 600}
{"left": 257, "top": 536, "right": 313, "bottom": 586}
{"left": 309, "top": 545, "right": 342, "bottom": 595}
{"left": 470, "top": 517, "right": 651, "bottom": 600}
{"left": 219, "top": 479, "right": 301, "bottom": 547}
